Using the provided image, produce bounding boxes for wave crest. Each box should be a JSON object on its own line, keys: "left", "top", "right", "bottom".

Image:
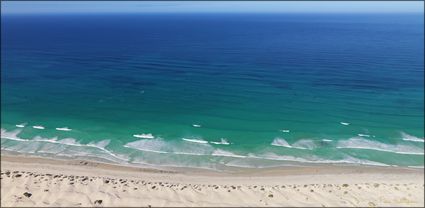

{"left": 401, "top": 132, "right": 424, "bottom": 143}
{"left": 336, "top": 137, "right": 424, "bottom": 155}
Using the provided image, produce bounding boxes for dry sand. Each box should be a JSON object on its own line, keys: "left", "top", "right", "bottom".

{"left": 1, "top": 155, "right": 424, "bottom": 207}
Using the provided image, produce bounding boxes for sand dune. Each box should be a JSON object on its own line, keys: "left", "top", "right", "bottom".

{"left": 1, "top": 155, "right": 423, "bottom": 207}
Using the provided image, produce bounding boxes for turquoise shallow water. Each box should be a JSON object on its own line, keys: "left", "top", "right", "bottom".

{"left": 1, "top": 13, "right": 424, "bottom": 170}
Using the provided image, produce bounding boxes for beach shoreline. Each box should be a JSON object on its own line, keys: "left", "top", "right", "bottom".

{"left": 1, "top": 154, "right": 423, "bottom": 207}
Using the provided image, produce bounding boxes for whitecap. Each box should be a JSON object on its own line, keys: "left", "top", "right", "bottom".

{"left": 336, "top": 137, "right": 424, "bottom": 155}
{"left": 15, "top": 124, "right": 26, "bottom": 128}
{"left": 133, "top": 133, "right": 154, "bottom": 139}
{"left": 340, "top": 122, "right": 350, "bottom": 126}
{"left": 210, "top": 138, "right": 230, "bottom": 145}
{"left": 56, "top": 127, "right": 72, "bottom": 131}
{"left": 280, "top": 129, "right": 290, "bottom": 133}
{"left": 32, "top": 125, "right": 45, "bottom": 130}
{"left": 192, "top": 124, "right": 201, "bottom": 128}
{"left": 401, "top": 132, "right": 424, "bottom": 143}
{"left": 322, "top": 139, "right": 333, "bottom": 142}
{"left": 182, "top": 138, "right": 208, "bottom": 144}
{"left": 357, "top": 134, "right": 370, "bottom": 137}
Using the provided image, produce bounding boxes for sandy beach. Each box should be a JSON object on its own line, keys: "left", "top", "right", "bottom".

{"left": 1, "top": 154, "right": 423, "bottom": 207}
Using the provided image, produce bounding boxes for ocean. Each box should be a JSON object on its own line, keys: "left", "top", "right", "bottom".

{"left": 1, "top": 13, "right": 424, "bottom": 170}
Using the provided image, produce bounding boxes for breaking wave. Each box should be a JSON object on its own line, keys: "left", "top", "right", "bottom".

{"left": 1, "top": 128, "right": 423, "bottom": 170}
{"left": 271, "top": 138, "right": 316, "bottom": 150}
{"left": 336, "top": 137, "right": 424, "bottom": 155}
{"left": 401, "top": 132, "right": 424, "bottom": 143}
{"left": 1, "top": 128, "right": 127, "bottom": 163}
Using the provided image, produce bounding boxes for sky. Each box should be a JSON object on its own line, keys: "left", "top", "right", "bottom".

{"left": 1, "top": 1, "right": 424, "bottom": 15}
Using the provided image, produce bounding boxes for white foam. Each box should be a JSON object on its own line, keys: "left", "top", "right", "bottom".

{"left": 257, "top": 152, "right": 310, "bottom": 163}
{"left": 56, "top": 127, "right": 72, "bottom": 131}
{"left": 210, "top": 138, "right": 230, "bottom": 145}
{"left": 1, "top": 129, "right": 126, "bottom": 162}
{"left": 87, "top": 139, "right": 110, "bottom": 149}
{"left": 124, "top": 138, "right": 214, "bottom": 156}
{"left": 280, "top": 129, "right": 290, "bottom": 133}
{"left": 173, "top": 152, "right": 207, "bottom": 156}
{"left": 336, "top": 155, "right": 390, "bottom": 167}
{"left": 271, "top": 138, "right": 292, "bottom": 148}
{"left": 292, "top": 139, "right": 316, "bottom": 150}
{"left": 271, "top": 138, "right": 315, "bottom": 150}
{"left": 124, "top": 139, "right": 168, "bottom": 154}
{"left": 340, "top": 122, "right": 350, "bottom": 126}
{"left": 322, "top": 139, "right": 333, "bottom": 142}
{"left": 133, "top": 133, "right": 154, "bottom": 139}
{"left": 192, "top": 124, "right": 201, "bottom": 128}
{"left": 357, "top": 134, "right": 371, "bottom": 137}
{"left": 15, "top": 124, "right": 26, "bottom": 128}
{"left": 337, "top": 137, "right": 424, "bottom": 155}
{"left": 212, "top": 149, "right": 246, "bottom": 158}
{"left": 256, "top": 152, "right": 389, "bottom": 167}
{"left": 401, "top": 132, "right": 424, "bottom": 143}
{"left": 1, "top": 128, "right": 23, "bottom": 141}
{"left": 32, "top": 125, "right": 45, "bottom": 130}
{"left": 182, "top": 138, "right": 208, "bottom": 144}
{"left": 33, "top": 136, "right": 58, "bottom": 143}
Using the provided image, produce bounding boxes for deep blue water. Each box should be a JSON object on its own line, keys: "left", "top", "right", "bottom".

{"left": 1, "top": 13, "right": 424, "bottom": 170}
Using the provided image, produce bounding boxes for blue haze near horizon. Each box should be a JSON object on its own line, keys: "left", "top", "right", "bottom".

{"left": 1, "top": 1, "right": 424, "bottom": 14}
{"left": 1, "top": 12, "right": 424, "bottom": 170}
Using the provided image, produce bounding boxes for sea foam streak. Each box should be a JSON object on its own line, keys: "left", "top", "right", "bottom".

{"left": 182, "top": 138, "right": 208, "bottom": 144}
{"left": 125, "top": 138, "right": 214, "bottom": 156}
{"left": 32, "top": 126, "right": 45, "bottom": 130}
{"left": 15, "top": 124, "right": 26, "bottom": 128}
{"left": 133, "top": 133, "right": 154, "bottom": 139}
{"left": 212, "top": 149, "right": 246, "bottom": 158}
{"left": 340, "top": 122, "right": 350, "bottom": 126}
{"left": 210, "top": 138, "right": 230, "bottom": 145}
{"left": 192, "top": 124, "right": 201, "bottom": 128}
{"left": 56, "top": 127, "right": 72, "bottom": 131}
{"left": 337, "top": 137, "right": 424, "bottom": 155}
{"left": 401, "top": 132, "right": 424, "bottom": 143}
{"left": 257, "top": 153, "right": 388, "bottom": 166}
